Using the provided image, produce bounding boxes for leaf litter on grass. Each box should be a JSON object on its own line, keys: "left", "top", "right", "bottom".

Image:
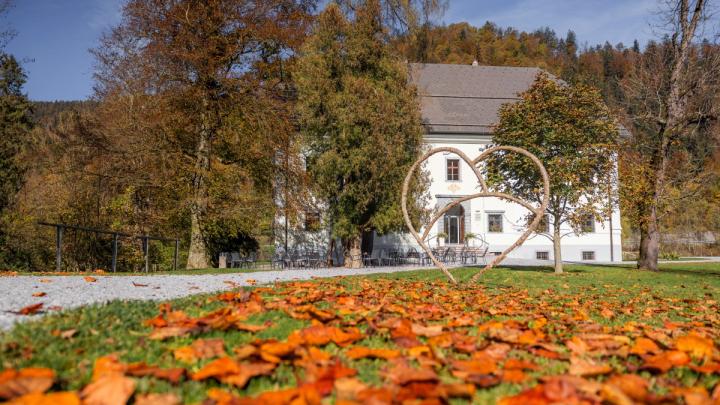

{"left": 2, "top": 276, "right": 720, "bottom": 404}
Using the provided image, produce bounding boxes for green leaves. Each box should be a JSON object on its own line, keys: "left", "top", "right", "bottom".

{"left": 295, "top": 2, "right": 428, "bottom": 241}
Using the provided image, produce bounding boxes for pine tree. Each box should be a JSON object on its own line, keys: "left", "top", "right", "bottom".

{"left": 296, "top": 1, "right": 428, "bottom": 268}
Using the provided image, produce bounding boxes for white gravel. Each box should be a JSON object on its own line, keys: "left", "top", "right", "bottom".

{"left": 3, "top": 257, "right": 716, "bottom": 331}
{"left": 0, "top": 264, "right": 456, "bottom": 331}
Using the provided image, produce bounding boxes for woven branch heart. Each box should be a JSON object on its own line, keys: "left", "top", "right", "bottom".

{"left": 401, "top": 145, "right": 550, "bottom": 284}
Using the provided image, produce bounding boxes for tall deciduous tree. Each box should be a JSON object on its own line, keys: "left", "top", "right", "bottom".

{"left": 488, "top": 74, "right": 618, "bottom": 273}
{"left": 93, "top": 0, "right": 315, "bottom": 268}
{"left": 296, "top": 1, "right": 428, "bottom": 268}
{"left": 619, "top": 0, "right": 719, "bottom": 271}
{"left": 0, "top": 53, "right": 32, "bottom": 266}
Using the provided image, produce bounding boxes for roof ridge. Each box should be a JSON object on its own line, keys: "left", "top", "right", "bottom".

{"left": 409, "top": 62, "right": 542, "bottom": 70}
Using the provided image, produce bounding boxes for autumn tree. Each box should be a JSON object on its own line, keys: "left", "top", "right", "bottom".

{"left": 93, "top": 0, "right": 315, "bottom": 269}
{"left": 619, "top": 0, "right": 719, "bottom": 271}
{"left": 296, "top": 1, "right": 428, "bottom": 268}
{"left": 0, "top": 53, "right": 32, "bottom": 267}
{"left": 335, "top": 0, "right": 447, "bottom": 63}
{"left": 488, "top": 74, "right": 618, "bottom": 273}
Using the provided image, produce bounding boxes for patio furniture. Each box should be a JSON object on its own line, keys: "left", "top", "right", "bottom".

{"left": 379, "top": 249, "right": 393, "bottom": 266}
{"left": 439, "top": 247, "right": 455, "bottom": 264}
{"left": 229, "top": 252, "right": 243, "bottom": 268}
{"left": 241, "top": 251, "right": 257, "bottom": 268}
{"left": 476, "top": 245, "right": 489, "bottom": 265}
{"left": 306, "top": 251, "right": 323, "bottom": 268}
{"left": 271, "top": 250, "right": 286, "bottom": 269}
{"left": 363, "top": 251, "right": 379, "bottom": 267}
{"left": 405, "top": 247, "right": 420, "bottom": 265}
{"left": 284, "top": 249, "right": 300, "bottom": 269}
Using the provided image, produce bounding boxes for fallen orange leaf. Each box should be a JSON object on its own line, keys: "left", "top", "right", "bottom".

{"left": 345, "top": 346, "right": 401, "bottom": 360}
{"left": 569, "top": 357, "right": 613, "bottom": 377}
{"left": 133, "top": 392, "right": 180, "bottom": 405}
{"left": 0, "top": 368, "right": 55, "bottom": 400}
{"left": 80, "top": 374, "right": 135, "bottom": 405}
{"left": 384, "top": 361, "right": 438, "bottom": 385}
{"left": 676, "top": 333, "right": 714, "bottom": 360}
{"left": 16, "top": 303, "right": 44, "bottom": 315}
{"left": 630, "top": 337, "right": 661, "bottom": 355}
{"left": 6, "top": 391, "right": 80, "bottom": 405}
{"left": 191, "top": 357, "right": 241, "bottom": 381}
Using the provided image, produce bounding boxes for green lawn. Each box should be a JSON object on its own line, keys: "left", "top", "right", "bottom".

{"left": 5, "top": 266, "right": 272, "bottom": 276}
{"left": 1, "top": 262, "right": 719, "bottom": 404}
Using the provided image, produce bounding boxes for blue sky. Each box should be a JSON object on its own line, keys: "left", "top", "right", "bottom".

{"left": 7, "top": 0, "right": 662, "bottom": 101}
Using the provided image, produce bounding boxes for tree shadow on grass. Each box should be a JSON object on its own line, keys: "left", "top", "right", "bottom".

{"left": 653, "top": 266, "right": 720, "bottom": 278}
{"left": 494, "top": 265, "right": 556, "bottom": 273}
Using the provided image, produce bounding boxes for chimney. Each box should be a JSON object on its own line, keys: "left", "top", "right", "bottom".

{"left": 472, "top": 60, "right": 479, "bottom": 66}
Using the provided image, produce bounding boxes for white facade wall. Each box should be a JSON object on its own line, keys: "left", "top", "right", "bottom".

{"left": 375, "top": 134, "right": 623, "bottom": 262}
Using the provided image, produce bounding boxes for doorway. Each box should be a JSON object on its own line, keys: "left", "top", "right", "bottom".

{"left": 443, "top": 204, "right": 465, "bottom": 244}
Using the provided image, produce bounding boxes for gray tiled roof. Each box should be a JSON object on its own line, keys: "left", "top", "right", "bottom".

{"left": 409, "top": 63, "right": 542, "bottom": 134}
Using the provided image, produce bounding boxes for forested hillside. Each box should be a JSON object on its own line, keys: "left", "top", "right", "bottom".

{"left": 31, "top": 100, "right": 96, "bottom": 124}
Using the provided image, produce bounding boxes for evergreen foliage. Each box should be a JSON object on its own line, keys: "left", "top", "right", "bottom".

{"left": 296, "top": 1, "right": 428, "bottom": 267}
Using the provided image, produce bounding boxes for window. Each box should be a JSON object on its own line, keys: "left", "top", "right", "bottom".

{"left": 536, "top": 251, "right": 549, "bottom": 260}
{"left": 488, "top": 213, "right": 503, "bottom": 233}
{"left": 530, "top": 214, "right": 550, "bottom": 232}
{"left": 446, "top": 159, "right": 460, "bottom": 181}
{"left": 581, "top": 215, "right": 595, "bottom": 233}
{"left": 582, "top": 251, "right": 596, "bottom": 261}
{"left": 304, "top": 212, "right": 321, "bottom": 232}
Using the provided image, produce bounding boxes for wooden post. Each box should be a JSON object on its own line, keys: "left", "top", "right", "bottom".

{"left": 142, "top": 237, "right": 149, "bottom": 273}
{"left": 174, "top": 239, "right": 179, "bottom": 271}
{"left": 55, "top": 225, "right": 63, "bottom": 272}
{"left": 111, "top": 233, "right": 118, "bottom": 273}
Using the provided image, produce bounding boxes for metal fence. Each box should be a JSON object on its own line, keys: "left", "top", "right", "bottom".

{"left": 38, "top": 222, "right": 179, "bottom": 272}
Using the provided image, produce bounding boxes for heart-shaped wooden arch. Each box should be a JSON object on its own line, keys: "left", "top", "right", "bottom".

{"left": 401, "top": 145, "right": 550, "bottom": 284}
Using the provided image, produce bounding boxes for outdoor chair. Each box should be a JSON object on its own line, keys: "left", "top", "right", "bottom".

{"left": 440, "top": 247, "right": 454, "bottom": 264}
{"left": 420, "top": 250, "right": 432, "bottom": 265}
{"left": 476, "top": 245, "right": 489, "bottom": 265}
{"left": 271, "top": 251, "right": 285, "bottom": 269}
{"left": 379, "top": 249, "right": 393, "bottom": 266}
{"left": 306, "top": 251, "right": 322, "bottom": 268}
{"left": 389, "top": 250, "right": 402, "bottom": 266}
{"left": 405, "top": 247, "right": 420, "bottom": 265}
{"left": 284, "top": 249, "right": 300, "bottom": 269}
{"left": 461, "top": 246, "right": 476, "bottom": 264}
{"left": 241, "top": 251, "right": 257, "bottom": 268}
{"left": 229, "top": 252, "right": 243, "bottom": 268}
{"left": 363, "top": 251, "right": 379, "bottom": 267}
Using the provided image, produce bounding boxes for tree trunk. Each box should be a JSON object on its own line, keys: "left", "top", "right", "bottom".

{"left": 186, "top": 110, "right": 211, "bottom": 269}
{"left": 187, "top": 205, "right": 208, "bottom": 269}
{"left": 636, "top": 0, "right": 704, "bottom": 272}
{"left": 552, "top": 225, "right": 563, "bottom": 273}
{"left": 344, "top": 235, "right": 362, "bottom": 269}
{"left": 637, "top": 136, "right": 669, "bottom": 272}
{"left": 637, "top": 205, "right": 660, "bottom": 271}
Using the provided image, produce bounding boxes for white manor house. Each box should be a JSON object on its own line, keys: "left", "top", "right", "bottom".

{"left": 368, "top": 62, "right": 622, "bottom": 263}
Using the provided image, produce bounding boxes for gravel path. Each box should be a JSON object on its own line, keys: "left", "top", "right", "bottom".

{"left": 0, "top": 264, "right": 458, "bottom": 331}
{"left": 2, "top": 257, "right": 718, "bottom": 331}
